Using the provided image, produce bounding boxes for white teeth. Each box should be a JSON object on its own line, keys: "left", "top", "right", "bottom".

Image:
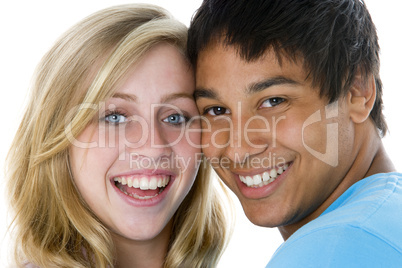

{"left": 133, "top": 178, "right": 140, "bottom": 188}
{"left": 253, "top": 174, "right": 262, "bottom": 185}
{"left": 277, "top": 166, "right": 283, "bottom": 175}
{"left": 262, "top": 172, "right": 270, "bottom": 182}
{"left": 140, "top": 177, "right": 148, "bottom": 190}
{"left": 270, "top": 169, "right": 278, "bottom": 179}
{"left": 238, "top": 164, "right": 289, "bottom": 188}
{"left": 114, "top": 175, "right": 170, "bottom": 190}
{"left": 283, "top": 163, "right": 289, "bottom": 170}
{"left": 246, "top": 176, "right": 253, "bottom": 186}
{"left": 149, "top": 177, "right": 157, "bottom": 190}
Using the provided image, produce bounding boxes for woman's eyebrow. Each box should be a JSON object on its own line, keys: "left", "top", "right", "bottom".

{"left": 111, "top": 92, "right": 137, "bottom": 102}
{"left": 161, "top": 92, "right": 194, "bottom": 103}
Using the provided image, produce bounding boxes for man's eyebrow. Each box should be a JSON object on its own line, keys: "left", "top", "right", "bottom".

{"left": 111, "top": 92, "right": 137, "bottom": 102}
{"left": 247, "top": 77, "right": 299, "bottom": 94}
{"left": 194, "top": 77, "right": 298, "bottom": 100}
{"left": 194, "top": 88, "right": 218, "bottom": 100}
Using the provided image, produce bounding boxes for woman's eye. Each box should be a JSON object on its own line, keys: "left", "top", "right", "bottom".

{"left": 260, "top": 97, "right": 285, "bottom": 108}
{"left": 163, "top": 113, "right": 187, "bottom": 125}
{"left": 104, "top": 113, "right": 128, "bottom": 124}
{"left": 204, "top": 106, "right": 230, "bottom": 116}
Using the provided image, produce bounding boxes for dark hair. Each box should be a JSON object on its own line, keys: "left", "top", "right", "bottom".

{"left": 188, "top": 0, "right": 387, "bottom": 136}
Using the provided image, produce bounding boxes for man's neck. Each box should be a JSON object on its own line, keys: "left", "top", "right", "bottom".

{"left": 278, "top": 123, "right": 395, "bottom": 240}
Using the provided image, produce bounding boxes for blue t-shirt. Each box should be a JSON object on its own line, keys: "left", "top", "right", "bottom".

{"left": 266, "top": 172, "right": 402, "bottom": 267}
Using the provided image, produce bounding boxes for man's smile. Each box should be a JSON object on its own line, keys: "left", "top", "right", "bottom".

{"left": 237, "top": 162, "right": 290, "bottom": 188}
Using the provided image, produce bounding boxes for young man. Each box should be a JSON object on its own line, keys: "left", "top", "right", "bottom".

{"left": 188, "top": 0, "right": 402, "bottom": 266}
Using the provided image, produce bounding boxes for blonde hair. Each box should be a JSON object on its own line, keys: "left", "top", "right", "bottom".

{"left": 6, "top": 4, "right": 230, "bottom": 267}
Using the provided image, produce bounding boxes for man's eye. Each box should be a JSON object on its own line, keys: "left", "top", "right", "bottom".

{"left": 260, "top": 97, "right": 285, "bottom": 108}
{"left": 163, "top": 113, "right": 187, "bottom": 125}
{"left": 104, "top": 113, "right": 128, "bottom": 124}
{"left": 204, "top": 106, "right": 230, "bottom": 116}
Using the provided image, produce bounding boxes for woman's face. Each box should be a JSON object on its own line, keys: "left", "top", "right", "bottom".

{"left": 69, "top": 43, "right": 201, "bottom": 243}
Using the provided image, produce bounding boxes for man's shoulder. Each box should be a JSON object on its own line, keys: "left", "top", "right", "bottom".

{"left": 303, "top": 172, "right": 402, "bottom": 245}
{"left": 267, "top": 223, "right": 402, "bottom": 267}
{"left": 315, "top": 172, "right": 402, "bottom": 221}
{"left": 267, "top": 172, "right": 402, "bottom": 267}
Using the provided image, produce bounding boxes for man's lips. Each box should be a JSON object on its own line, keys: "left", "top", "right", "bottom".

{"left": 235, "top": 162, "right": 290, "bottom": 188}
{"left": 228, "top": 162, "right": 293, "bottom": 200}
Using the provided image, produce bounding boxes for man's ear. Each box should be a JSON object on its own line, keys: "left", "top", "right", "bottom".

{"left": 347, "top": 72, "right": 376, "bottom": 124}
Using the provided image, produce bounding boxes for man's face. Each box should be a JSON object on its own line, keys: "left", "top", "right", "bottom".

{"left": 195, "top": 42, "right": 355, "bottom": 230}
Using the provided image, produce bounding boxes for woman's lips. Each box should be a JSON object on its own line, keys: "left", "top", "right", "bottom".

{"left": 110, "top": 169, "right": 177, "bottom": 205}
{"left": 113, "top": 174, "right": 170, "bottom": 199}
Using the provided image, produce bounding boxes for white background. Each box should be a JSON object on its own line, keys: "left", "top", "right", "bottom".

{"left": 0, "top": 1, "right": 401, "bottom": 267}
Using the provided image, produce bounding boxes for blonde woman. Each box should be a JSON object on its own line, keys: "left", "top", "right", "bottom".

{"left": 6, "top": 4, "right": 229, "bottom": 268}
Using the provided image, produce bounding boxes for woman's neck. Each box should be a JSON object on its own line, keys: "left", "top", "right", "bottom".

{"left": 112, "top": 220, "right": 172, "bottom": 268}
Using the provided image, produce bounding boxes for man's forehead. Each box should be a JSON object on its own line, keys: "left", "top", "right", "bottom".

{"left": 196, "top": 42, "right": 310, "bottom": 88}
{"left": 197, "top": 38, "right": 305, "bottom": 71}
